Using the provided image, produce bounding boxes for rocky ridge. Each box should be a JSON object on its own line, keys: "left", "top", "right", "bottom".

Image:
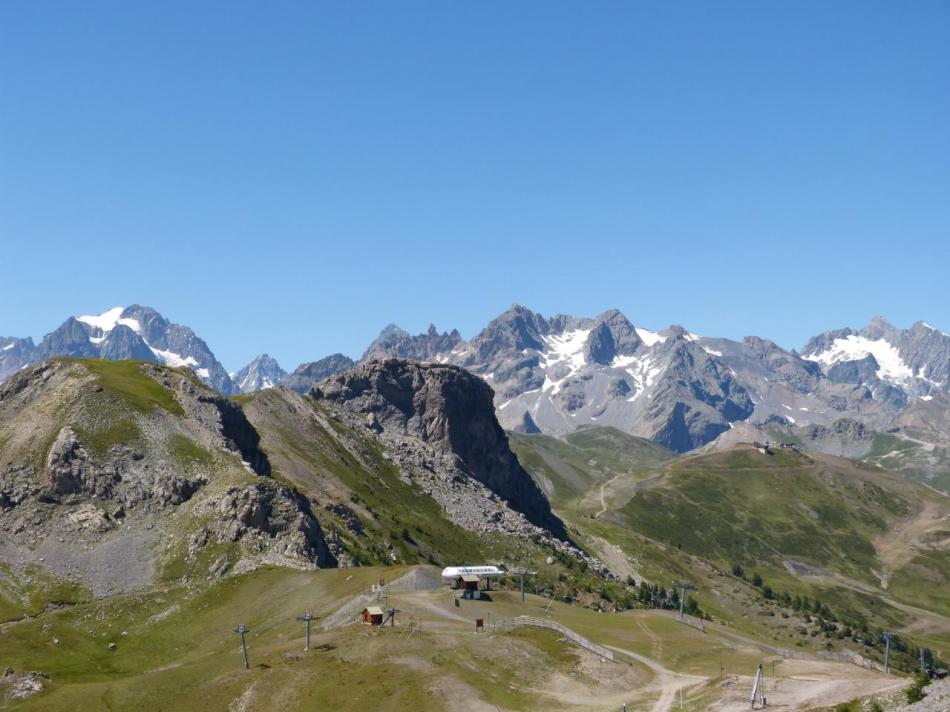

{"left": 362, "top": 307, "right": 950, "bottom": 457}
{"left": 0, "top": 360, "right": 334, "bottom": 596}
{"left": 310, "top": 358, "right": 565, "bottom": 537}
{"left": 283, "top": 353, "right": 355, "bottom": 394}
{"left": 311, "top": 393, "right": 610, "bottom": 577}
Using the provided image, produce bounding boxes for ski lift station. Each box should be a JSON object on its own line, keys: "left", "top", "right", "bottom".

{"left": 440, "top": 565, "right": 504, "bottom": 580}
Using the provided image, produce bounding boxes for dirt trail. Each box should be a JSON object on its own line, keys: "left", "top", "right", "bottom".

{"left": 707, "top": 660, "right": 906, "bottom": 711}
{"left": 596, "top": 474, "right": 622, "bottom": 518}
{"left": 873, "top": 499, "right": 950, "bottom": 589}
{"left": 606, "top": 644, "right": 707, "bottom": 712}
{"left": 594, "top": 472, "right": 665, "bottom": 518}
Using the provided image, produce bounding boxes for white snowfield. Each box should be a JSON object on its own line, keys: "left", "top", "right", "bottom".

{"left": 612, "top": 352, "right": 663, "bottom": 396}
{"left": 78, "top": 306, "right": 142, "bottom": 334}
{"left": 635, "top": 327, "right": 666, "bottom": 346}
{"left": 1, "top": 343, "right": 15, "bottom": 351}
{"left": 148, "top": 345, "right": 199, "bottom": 369}
{"left": 540, "top": 328, "right": 591, "bottom": 395}
{"left": 806, "top": 334, "right": 915, "bottom": 384}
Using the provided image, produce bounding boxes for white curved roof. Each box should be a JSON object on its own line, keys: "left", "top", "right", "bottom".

{"left": 441, "top": 565, "right": 504, "bottom": 578}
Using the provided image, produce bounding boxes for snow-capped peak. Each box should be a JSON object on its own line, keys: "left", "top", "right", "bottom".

{"left": 77, "top": 306, "right": 142, "bottom": 334}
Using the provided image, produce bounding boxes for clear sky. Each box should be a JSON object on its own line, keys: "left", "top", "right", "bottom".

{"left": 2, "top": 2, "right": 948, "bottom": 371}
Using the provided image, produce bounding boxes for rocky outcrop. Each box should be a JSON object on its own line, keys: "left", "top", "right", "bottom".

{"left": 195, "top": 483, "right": 335, "bottom": 567}
{"left": 0, "top": 360, "right": 335, "bottom": 596}
{"left": 283, "top": 353, "right": 355, "bottom": 394}
{"left": 310, "top": 358, "right": 565, "bottom": 537}
{"left": 798, "top": 418, "right": 875, "bottom": 458}
{"left": 202, "top": 395, "right": 271, "bottom": 476}
{"left": 582, "top": 309, "right": 642, "bottom": 365}
{"left": 361, "top": 324, "right": 464, "bottom": 363}
{"left": 1, "top": 668, "right": 50, "bottom": 701}
{"left": 46, "top": 427, "right": 89, "bottom": 496}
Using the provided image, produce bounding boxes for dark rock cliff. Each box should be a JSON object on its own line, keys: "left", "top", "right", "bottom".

{"left": 310, "top": 358, "right": 566, "bottom": 538}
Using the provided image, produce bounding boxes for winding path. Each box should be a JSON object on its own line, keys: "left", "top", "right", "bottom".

{"left": 606, "top": 644, "right": 708, "bottom": 712}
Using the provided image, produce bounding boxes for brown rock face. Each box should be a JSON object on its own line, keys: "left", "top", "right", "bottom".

{"left": 310, "top": 358, "right": 565, "bottom": 538}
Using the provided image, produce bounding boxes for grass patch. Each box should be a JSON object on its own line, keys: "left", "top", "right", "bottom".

{"left": 73, "top": 421, "right": 142, "bottom": 456}
{"left": 69, "top": 359, "right": 184, "bottom": 416}
{"left": 166, "top": 433, "right": 214, "bottom": 467}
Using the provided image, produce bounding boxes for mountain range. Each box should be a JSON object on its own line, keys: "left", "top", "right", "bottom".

{"left": 2, "top": 336, "right": 948, "bottom": 708}
{"left": 4, "top": 304, "right": 949, "bottom": 490}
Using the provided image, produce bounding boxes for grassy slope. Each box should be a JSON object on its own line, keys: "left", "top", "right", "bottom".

{"left": 239, "top": 388, "right": 490, "bottom": 567}
{"left": 0, "top": 567, "right": 618, "bottom": 711}
{"left": 238, "top": 389, "right": 610, "bottom": 601}
{"left": 0, "top": 564, "right": 905, "bottom": 711}
{"left": 510, "top": 427, "right": 674, "bottom": 510}
{"left": 864, "top": 432, "right": 950, "bottom": 493}
{"left": 513, "top": 432, "right": 950, "bottom": 659}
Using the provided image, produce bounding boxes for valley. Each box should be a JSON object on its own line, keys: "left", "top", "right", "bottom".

{"left": 0, "top": 564, "right": 916, "bottom": 711}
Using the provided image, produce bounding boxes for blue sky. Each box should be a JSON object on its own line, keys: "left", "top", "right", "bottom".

{"left": 2, "top": 2, "right": 948, "bottom": 370}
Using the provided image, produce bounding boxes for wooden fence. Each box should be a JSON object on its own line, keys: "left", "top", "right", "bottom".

{"left": 773, "top": 646, "right": 883, "bottom": 672}
{"left": 673, "top": 612, "right": 706, "bottom": 632}
{"left": 492, "top": 615, "right": 615, "bottom": 662}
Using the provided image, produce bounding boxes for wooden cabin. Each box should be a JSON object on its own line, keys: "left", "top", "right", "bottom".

{"left": 362, "top": 606, "right": 384, "bottom": 626}
{"left": 456, "top": 574, "right": 480, "bottom": 592}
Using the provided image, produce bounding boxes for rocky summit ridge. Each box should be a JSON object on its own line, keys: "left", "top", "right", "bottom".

{"left": 5, "top": 304, "right": 950, "bottom": 469}
{"left": 358, "top": 306, "right": 950, "bottom": 463}
{"left": 309, "top": 357, "right": 565, "bottom": 538}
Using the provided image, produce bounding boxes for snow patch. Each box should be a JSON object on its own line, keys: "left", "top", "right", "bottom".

{"left": 920, "top": 395, "right": 934, "bottom": 401}
{"left": 612, "top": 352, "right": 663, "bottom": 397}
{"left": 77, "top": 306, "right": 125, "bottom": 331}
{"left": 149, "top": 345, "right": 199, "bottom": 369}
{"left": 701, "top": 346, "right": 723, "bottom": 357}
{"left": 635, "top": 328, "right": 666, "bottom": 347}
{"left": 77, "top": 306, "right": 142, "bottom": 335}
{"left": 806, "top": 335, "right": 914, "bottom": 384}
{"left": 539, "top": 329, "right": 591, "bottom": 394}
{"left": 2, "top": 342, "right": 16, "bottom": 351}
{"left": 196, "top": 368, "right": 210, "bottom": 379}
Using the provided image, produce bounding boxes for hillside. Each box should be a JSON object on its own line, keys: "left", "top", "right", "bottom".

{"left": 1, "top": 359, "right": 947, "bottom": 709}
{"left": 0, "top": 358, "right": 337, "bottom": 620}
{"left": 0, "top": 562, "right": 921, "bottom": 711}
{"left": 510, "top": 426, "right": 674, "bottom": 511}
{"left": 0, "top": 358, "right": 610, "bottom": 622}
{"left": 513, "top": 433, "right": 950, "bottom": 668}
